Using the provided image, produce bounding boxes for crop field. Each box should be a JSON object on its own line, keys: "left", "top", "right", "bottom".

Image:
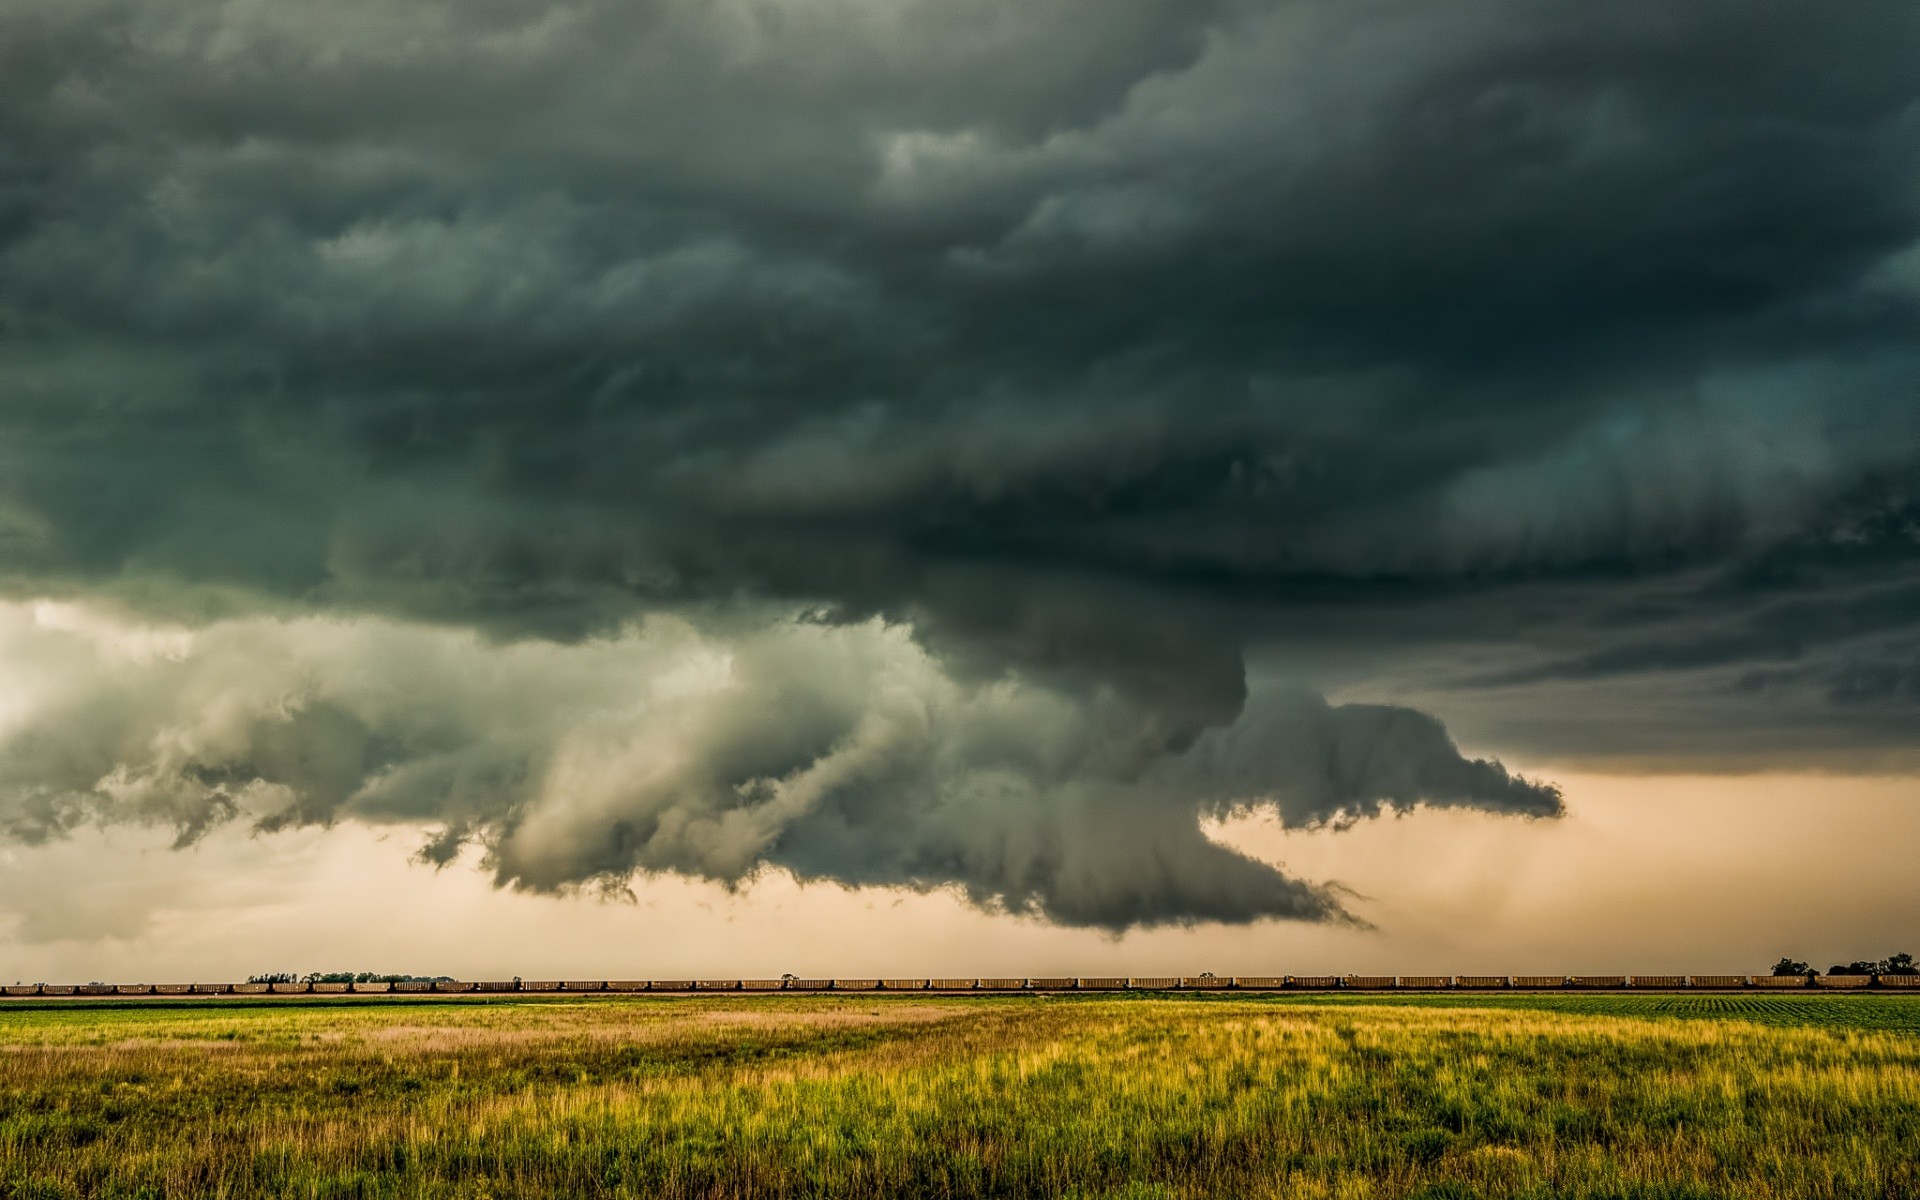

{"left": 2, "top": 996, "right": 1917, "bottom": 1199}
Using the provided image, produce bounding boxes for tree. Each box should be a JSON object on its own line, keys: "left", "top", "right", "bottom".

{"left": 1775, "top": 953, "right": 1914, "bottom": 977}
{"left": 1809, "top": 953, "right": 1916, "bottom": 976}
{"left": 1817, "top": 953, "right": 1917, "bottom": 977}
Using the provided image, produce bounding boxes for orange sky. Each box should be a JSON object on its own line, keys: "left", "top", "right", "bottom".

{"left": 5, "top": 769, "right": 1914, "bottom": 983}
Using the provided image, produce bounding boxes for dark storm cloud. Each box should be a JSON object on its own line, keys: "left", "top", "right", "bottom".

{"left": 0, "top": 0, "right": 1916, "bottom": 919}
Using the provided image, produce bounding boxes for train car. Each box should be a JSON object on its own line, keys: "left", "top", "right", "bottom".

{"left": 740, "top": 979, "right": 785, "bottom": 991}
{"left": 929, "top": 979, "right": 976, "bottom": 990}
{"left": 3, "top": 985, "right": 41, "bottom": 996}
{"left": 1687, "top": 975, "right": 1747, "bottom": 989}
{"left": 1814, "top": 974, "right": 1872, "bottom": 989}
{"left": 430, "top": 980, "right": 475, "bottom": 993}
{"left": 1454, "top": 976, "right": 1509, "bottom": 988}
{"left": 1345, "top": 976, "right": 1395, "bottom": 990}
{"left": 41, "top": 985, "right": 77, "bottom": 996}
{"left": 1749, "top": 975, "right": 1810, "bottom": 988}
{"left": 693, "top": 980, "right": 740, "bottom": 992}
{"left": 269, "top": 982, "right": 310, "bottom": 994}
{"left": 1397, "top": 977, "right": 1453, "bottom": 989}
{"left": 1568, "top": 976, "right": 1627, "bottom": 989}
{"left": 351, "top": 981, "right": 391, "bottom": 993}
{"left": 879, "top": 979, "right": 929, "bottom": 991}
{"left": 559, "top": 981, "right": 605, "bottom": 992}
{"left": 646, "top": 980, "right": 692, "bottom": 992}
{"left": 390, "top": 981, "right": 431, "bottom": 994}
{"left": 230, "top": 983, "right": 270, "bottom": 995}
{"left": 473, "top": 981, "right": 519, "bottom": 993}
{"left": 75, "top": 984, "right": 115, "bottom": 996}
{"left": 1181, "top": 976, "right": 1230, "bottom": 989}
{"left": 1628, "top": 976, "right": 1688, "bottom": 988}
{"left": 1511, "top": 976, "right": 1567, "bottom": 989}
{"left": 310, "top": 982, "right": 351, "bottom": 994}
{"left": 115, "top": 984, "right": 154, "bottom": 995}
{"left": 1286, "top": 976, "right": 1338, "bottom": 989}
{"left": 1878, "top": 974, "right": 1920, "bottom": 988}
{"left": 190, "top": 983, "right": 233, "bottom": 995}
{"left": 1128, "top": 977, "right": 1180, "bottom": 990}
{"left": 1230, "top": 977, "right": 1288, "bottom": 989}
{"left": 605, "top": 980, "right": 650, "bottom": 993}
{"left": 785, "top": 979, "right": 832, "bottom": 991}
{"left": 1027, "top": 978, "right": 1077, "bottom": 990}
{"left": 833, "top": 980, "right": 880, "bottom": 991}
{"left": 976, "top": 978, "right": 1024, "bottom": 991}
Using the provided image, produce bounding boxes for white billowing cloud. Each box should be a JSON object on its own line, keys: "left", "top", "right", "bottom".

{"left": 0, "top": 600, "right": 1557, "bottom": 928}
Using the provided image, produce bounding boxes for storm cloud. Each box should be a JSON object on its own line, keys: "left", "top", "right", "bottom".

{"left": 0, "top": 0, "right": 1916, "bottom": 922}
{"left": 0, "top": 603, "right": 1557, "bottom": 927}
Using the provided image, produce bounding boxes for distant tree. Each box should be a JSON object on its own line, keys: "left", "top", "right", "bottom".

{"left": 271, "top": 971, "right": 449, "bottom": 984}
{"left": 1818, "top": 954, "right": 1917, "bottom": 977}
{"left": 1770, "top": 958, "right": 1811, "bottom": 977}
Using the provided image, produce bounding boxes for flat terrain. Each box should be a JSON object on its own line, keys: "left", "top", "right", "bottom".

{"left": 2, "top": 995, "right": 1916, "bottom": 1199}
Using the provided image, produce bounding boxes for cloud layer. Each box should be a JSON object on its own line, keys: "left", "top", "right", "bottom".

{"left": 0, "top": 602, "right": 1557, "bottom": 927}
{"left": 0, "top": 0, "right": 1916, "bottom": 921}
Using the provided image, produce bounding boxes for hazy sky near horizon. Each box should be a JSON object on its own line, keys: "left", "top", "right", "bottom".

{"left": 4, "top": 770, "right": 1917, "bottom": 980}
{"left": 2, "top": 0, "right": 1918, "bottom": 971}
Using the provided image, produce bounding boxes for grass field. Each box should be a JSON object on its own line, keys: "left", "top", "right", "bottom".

{"left": 1209, "top": 991, "right": 1920, "bottom": 1035}
{"left": 2, "top": 995, "right": 1917, "bottom": 1199}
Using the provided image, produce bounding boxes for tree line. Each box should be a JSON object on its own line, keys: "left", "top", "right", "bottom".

{"left": 246, "top": 972, "right": 454, "bottom": 984}
{"left": 1771, "top": 952, "right": 1916, "bottom": 978}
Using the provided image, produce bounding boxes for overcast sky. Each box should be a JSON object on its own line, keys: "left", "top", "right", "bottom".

{"left": 2, "top": 0, "right": 1917, "bottom": 978}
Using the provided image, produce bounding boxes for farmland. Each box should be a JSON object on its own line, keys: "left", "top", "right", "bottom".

{"left": 2, "top": 995, "right": 1917, "bottom": 1199}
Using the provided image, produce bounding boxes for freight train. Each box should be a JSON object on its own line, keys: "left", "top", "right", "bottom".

{"left": 3, "top": 974, "right": 1917, "bottom": 998}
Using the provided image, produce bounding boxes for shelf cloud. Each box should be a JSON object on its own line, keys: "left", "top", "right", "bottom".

{"left": 0, "top": 603, "right": 1558, "bottom": 927}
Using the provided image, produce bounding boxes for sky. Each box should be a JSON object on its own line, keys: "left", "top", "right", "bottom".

{"left": 1, "top": 0, "right": 1917, "bottom": 980}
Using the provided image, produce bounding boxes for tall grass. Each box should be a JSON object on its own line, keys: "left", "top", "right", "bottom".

{"left": 1202, "top": 991, "right": 1920, "bottom": 1035}
{"left": 2, "top": 997, "right": 1916, "bottom": 1198}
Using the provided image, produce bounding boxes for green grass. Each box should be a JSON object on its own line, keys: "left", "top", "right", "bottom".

{"left": 2, "top": 995, "right": 1917, "bottom": 1199}
{"left": 1200, "top": 991, "right": 1920, "bottom": 1035}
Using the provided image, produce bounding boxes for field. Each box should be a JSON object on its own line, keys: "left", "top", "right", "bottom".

{"left": 2, "top": 995, "right": 1917, "bottom": 1199}
{"left": 1228, "top": 991, "right": 1920, "bottom": 1035}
